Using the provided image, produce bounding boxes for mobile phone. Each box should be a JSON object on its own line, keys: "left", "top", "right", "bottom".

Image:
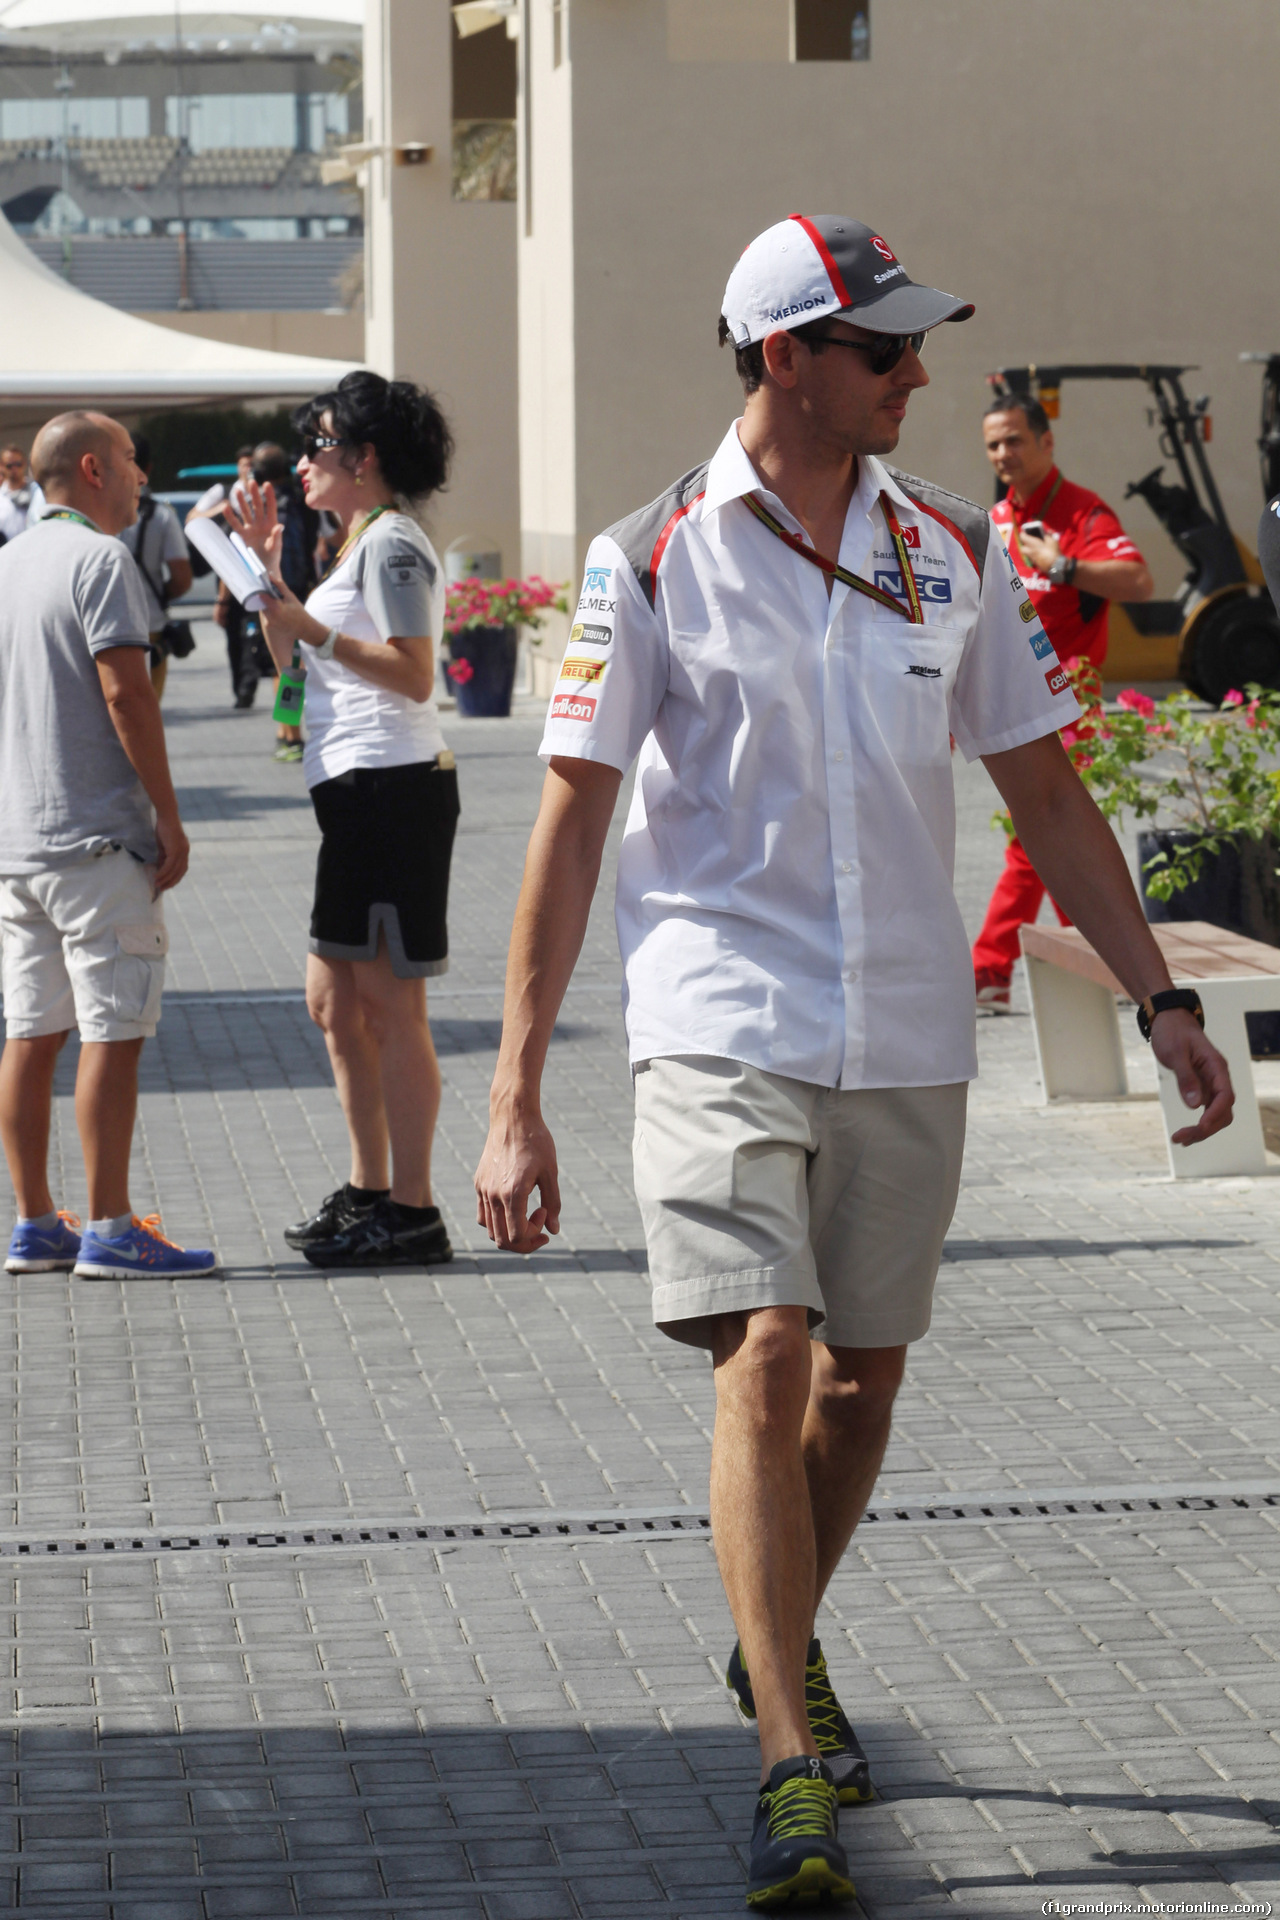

{"left": 1021, "top": 519, "right": 1048, "bottom": 539}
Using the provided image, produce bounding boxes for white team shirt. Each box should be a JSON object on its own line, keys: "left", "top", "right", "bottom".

{"left": 302, "top": 509, "right": 447, "bottom": 788}
{"left": 539, "top": 421, "right": 1077, "bottom": 1091}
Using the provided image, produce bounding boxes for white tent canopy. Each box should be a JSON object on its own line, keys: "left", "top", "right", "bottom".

{"left": 0, "top": 0, "right": 361, "bottom": 56}
{"left": 0, "top": 209, "right": 361, "bottom": 424}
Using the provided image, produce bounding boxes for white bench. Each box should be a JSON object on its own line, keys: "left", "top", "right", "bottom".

{"left": 1020, "top": 920, "right": 1280, "bottom": 1178}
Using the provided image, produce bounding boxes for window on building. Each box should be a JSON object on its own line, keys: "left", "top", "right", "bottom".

{"left": 165, "top": 93, "right": 298, "bottom": 151}
{"left": 0, "top": 97, "right": 148, "bottom": 140}
{"left": 307, "top": 93, "right": 350, "bottom": 151}
{"left": 452, "top": 13, "right": 517, "bottom": 202}
{"left": 793, "top": 0, "right": 869, "bottom": 61}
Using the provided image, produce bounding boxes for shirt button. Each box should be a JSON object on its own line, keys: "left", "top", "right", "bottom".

{"left": 841, "top": 862, "right": 852, "bottom": 874}
{"left": 833, "top": 749, "right": 845, "bottom": 761}
{"left": 844, "top": 966, "right": 858, "bottom": 982}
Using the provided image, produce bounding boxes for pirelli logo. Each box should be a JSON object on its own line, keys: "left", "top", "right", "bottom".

{"left": 558, "top": 655, "right": 607, "bottom": 685}
{"left": 550, "top": 692, "right": 597, "bottom": 723}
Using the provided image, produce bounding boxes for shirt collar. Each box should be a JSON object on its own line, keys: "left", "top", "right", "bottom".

{"left": 702, "top": 419, "right": 909, "bottom": 540}
{"left": 1012, "top": 465, "right": 1060, "bottom": 520}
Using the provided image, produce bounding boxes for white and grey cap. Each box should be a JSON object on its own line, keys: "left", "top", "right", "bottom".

{"left": 722, "top": 213, "right": 974, "bottom": 347}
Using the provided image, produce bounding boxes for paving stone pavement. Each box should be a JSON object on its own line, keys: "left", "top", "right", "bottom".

{"left": 2, "top": 634, "right": 1280, "bottom": 1917}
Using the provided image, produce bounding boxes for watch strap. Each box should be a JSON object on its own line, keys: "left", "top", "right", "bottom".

{"left": 315, "top": 627, "right": 340, "bottom": 660}
{"left": 1136, "top": 987, "right": 1205, "bottom": 1041}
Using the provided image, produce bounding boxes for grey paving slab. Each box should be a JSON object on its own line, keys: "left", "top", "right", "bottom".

{"left": 1, "top": 637, "right": 1280, "bottom": 1912}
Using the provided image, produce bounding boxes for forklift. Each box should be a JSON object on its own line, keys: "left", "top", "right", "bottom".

{"left": 986, "top": 363, "right": 1280, "bottom": 704}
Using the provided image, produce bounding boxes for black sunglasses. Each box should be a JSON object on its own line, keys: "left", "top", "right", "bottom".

{"left": 804, "top": 330, "right": 926, "bottom": 377}
{"left": 300, "top": 432, "right": 344, "bottom": 458}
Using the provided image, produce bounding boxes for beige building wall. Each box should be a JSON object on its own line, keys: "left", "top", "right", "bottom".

{"left": 520, "top": 0, "right": 1280, "bottom": 596}
{"left": 139, "top": 310, "right": 364, "bottom": 362}
{"left": 364, "top": 0, "right": 520, "bottom": 574}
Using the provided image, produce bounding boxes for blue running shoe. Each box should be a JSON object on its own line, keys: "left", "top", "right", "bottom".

{"left": 5, "top": 1211, "right": 81, "bottom": 1273}
{"left": 74, "top": 1214, "right": 217, "bottom": 1280}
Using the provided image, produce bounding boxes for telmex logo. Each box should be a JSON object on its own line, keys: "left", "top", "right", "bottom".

{"left": 1045, "top": 666, "right": 1070, "bottom": 696}
{"left": 875, "top": 569, "right": 952, "bottom": 604}
{"left": 558, "top": 656, "right": 607, "bottom": 685}
{"left": 1018, "top": 599, "right": 1039, "bottom": 623}
{"left": 583, "top": 566, "right": 611, "bottom": 592}
{"left": 550, "top": 692, "right": 597, "bottom": 722}
{"left": 870, "top": 236, "right": 896, "bottom": 262}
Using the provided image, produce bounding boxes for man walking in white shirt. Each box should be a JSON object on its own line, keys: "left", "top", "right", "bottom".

{"left": 474, "top": 215, "right": 1233, "bottom": 1910}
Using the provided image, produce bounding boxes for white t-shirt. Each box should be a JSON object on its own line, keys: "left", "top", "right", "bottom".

{"left": 0, "top": 480, "right": 45, "bottom": 542}
{"left": 539, "top": 424, "right": 1076, "bottom": 1092}
{"left": 302, "top": 509, "right": 447, "bottom": 788}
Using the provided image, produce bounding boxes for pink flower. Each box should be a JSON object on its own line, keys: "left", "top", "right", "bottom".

{"left": 447, "top": 657, "right": 475, "bottom": 684}
{"left": 1116, "top": 689, "right": 1156, "bottom": 717}
{"left": 1221, "top": 689, "right": 1245, "bottom": 707}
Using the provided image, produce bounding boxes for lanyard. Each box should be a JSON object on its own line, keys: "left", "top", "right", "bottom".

{"left": 43, "top": 508, "right": 99, "bottom": 532}
{"left": 1008, "top": 472, "right": 1064, "bottom": 575}
{"left": 743, "top": 490, "right": 924, "bottom": 623}
{"left": 318, "top": 502, "right": 394, "bottom": 586}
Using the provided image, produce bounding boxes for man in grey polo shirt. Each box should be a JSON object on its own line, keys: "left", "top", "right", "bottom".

{"left": 0, "top": 410, "right": 214, "bottom": 1282}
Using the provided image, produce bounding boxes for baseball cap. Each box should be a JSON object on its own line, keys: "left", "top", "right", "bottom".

{"left": 722, "top": 213, "right": 974, "bottom": 347}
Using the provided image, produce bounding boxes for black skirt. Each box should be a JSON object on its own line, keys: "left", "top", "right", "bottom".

{"left": 309, "top": 759, "right": 460, "bottom": 978}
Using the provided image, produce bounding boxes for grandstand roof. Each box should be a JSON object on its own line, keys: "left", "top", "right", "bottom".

{"left": 0, "top": 1, "right": 361, "bottom": 57}
{"left": 0, "top": 207, "right": 361, "bottom": 422}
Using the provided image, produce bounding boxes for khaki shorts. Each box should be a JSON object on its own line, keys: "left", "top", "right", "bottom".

{"left": 0, "top": 848, "right": 168, "bottom": 1043}
{"left": 633, "top": 1055, "right": 967, "bottom": 1351}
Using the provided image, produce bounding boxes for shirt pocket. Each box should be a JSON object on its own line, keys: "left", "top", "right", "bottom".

{"left": 860, "top": 622, "right": 966, "bottom": 764}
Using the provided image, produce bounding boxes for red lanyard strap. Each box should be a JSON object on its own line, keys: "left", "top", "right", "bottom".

{"left": 743, "top": 489, "right": 924, "bottom": 624}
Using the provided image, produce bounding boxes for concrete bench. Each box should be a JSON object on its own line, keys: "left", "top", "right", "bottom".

{"left": 1020, "top": 919, "right": 1280, "bottom": 1178}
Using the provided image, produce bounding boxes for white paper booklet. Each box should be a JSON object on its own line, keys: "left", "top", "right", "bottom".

{"left": 185, "top": 514, "right": 279, "bottom": 611}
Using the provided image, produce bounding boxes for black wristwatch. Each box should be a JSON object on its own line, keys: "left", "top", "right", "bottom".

{"left": 1136, "top": 988, "right": 1204, "bottom": 1042}
{"left": 1048, "top": 553, "right": 1077, "bottom": 587}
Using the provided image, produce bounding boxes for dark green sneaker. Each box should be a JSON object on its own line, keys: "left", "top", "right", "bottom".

{"left": 746, "top": 1756, "right": 854, "bottom": 1910}
{"left": 728, "top": 1637, "right": 873, "bottom": 1806}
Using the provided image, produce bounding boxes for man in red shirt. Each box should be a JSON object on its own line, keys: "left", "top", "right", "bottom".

{"left": 972, "top": 396, "right": 1155, "bottom": 1004}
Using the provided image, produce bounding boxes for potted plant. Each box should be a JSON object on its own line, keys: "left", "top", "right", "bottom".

{"left": 444, "top": 575, "right": 569, "bottom": 719}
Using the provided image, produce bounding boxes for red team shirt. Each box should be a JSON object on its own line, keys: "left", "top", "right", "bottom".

{"left": 991, "top": 465, "right": 1145, "bottom": 669}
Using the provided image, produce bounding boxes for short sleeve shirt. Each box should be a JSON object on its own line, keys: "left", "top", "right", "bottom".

{"left": 302, "top": 509, "right": 447, "bottom": 788}
{"left": 991, "top": 466, "right": 1145, "bottom": 667}
{"left": 119, "top": 493, "right": 190, "bottom": 632}
{"left": 0, "top": 515, "right": 155, "bottom": 873}
{"left": 539, "top": 422, "right": 1076, "bottom": 1091}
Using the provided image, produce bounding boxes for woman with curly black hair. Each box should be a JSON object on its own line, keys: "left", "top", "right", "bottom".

{"left": 228, "top": 370, "right": 459, "bottom": 1270}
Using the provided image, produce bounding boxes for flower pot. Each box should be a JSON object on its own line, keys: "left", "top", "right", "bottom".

{"left": 1139, "top": 828, "right": 1280, "bottom": 1054}
{"left": 448, "top": 624, "right": 518, "bottom": 718}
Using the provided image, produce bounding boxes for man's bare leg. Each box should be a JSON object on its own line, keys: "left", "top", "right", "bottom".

{"left": 75, "top": 1038, "right": 144, "bottom": 1220}
{"left": 709, "top": 1305, "right": 820, "bottom": 1781}
{"left": 804, "top": 1343, "right": 907, "bottom": 1613}
{"left": 0, "top": 1033, "right": 70, "bottom": 1218}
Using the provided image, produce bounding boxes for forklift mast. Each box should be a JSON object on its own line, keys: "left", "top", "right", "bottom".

{"left": 1240, "top": 352, "right": 1280, "bottom": 502}
{"left": 988, "top": 364, "right": 1246, "bottom": 606}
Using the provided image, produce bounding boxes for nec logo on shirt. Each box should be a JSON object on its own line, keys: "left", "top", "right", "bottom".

{"left": 1045, "top": 665, "right": 1071, "bottom": 697}
{"left": 550, "top": 692, "right": 597, "bottom": 722}
{"left": 874, "top": 569, "right": 951, "bottom": 604}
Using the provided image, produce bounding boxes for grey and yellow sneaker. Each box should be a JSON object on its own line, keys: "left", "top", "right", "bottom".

{"left": 746, "top": 1756, "right": 854, "bottom": 1910}
{"left": 728, "top": 1637, "right": 873, "bottom": 1806}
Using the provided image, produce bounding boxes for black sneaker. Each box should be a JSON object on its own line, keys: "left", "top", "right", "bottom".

{"left": 746, "top": 1756, "right": 853, "bottom": 1910}
{"left": 301, "top": 1197, "right": 453, "bottom": 1270}
{"left": 728, "top": 1637, "right": 873, "bottom": 1806}
{"left": 284, "top": 1185, "right": 384, "bottom": 1252}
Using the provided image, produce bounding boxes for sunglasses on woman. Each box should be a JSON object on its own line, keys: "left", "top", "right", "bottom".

{"left": 805, "top": 330, "right": 926, "bottom": 377}
{"left": 300, "top": 432, "right": 344, "bottom": 458}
